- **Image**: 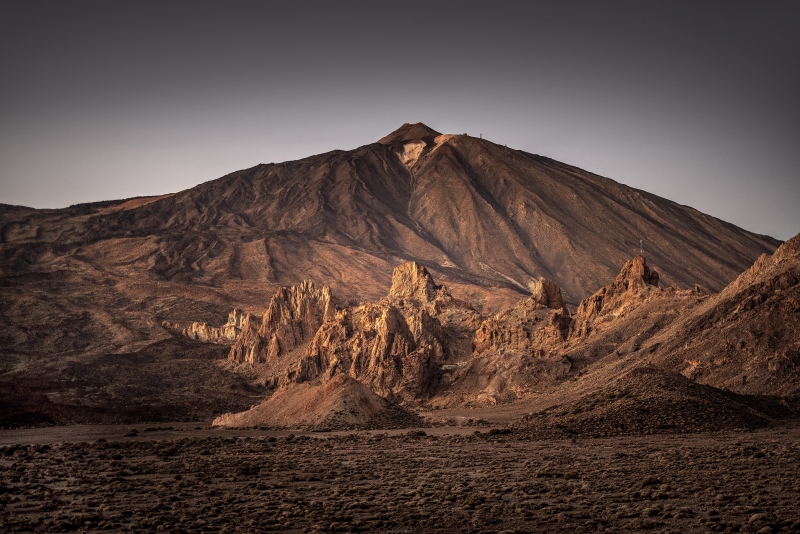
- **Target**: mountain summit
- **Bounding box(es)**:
[378,122,442,145]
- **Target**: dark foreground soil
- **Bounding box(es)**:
[2,424,800,533]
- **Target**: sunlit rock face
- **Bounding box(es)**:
[182,308,247,344]
[229,281,334,365]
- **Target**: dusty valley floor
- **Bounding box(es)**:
[2,423,800,533]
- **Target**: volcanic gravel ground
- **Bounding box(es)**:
[2,425,800,533]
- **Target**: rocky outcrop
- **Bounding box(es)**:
[443,279,573,407]
[571,256,662,337]
[649,233,800,396]
[473,279,571,357]
[725,233,800,295]
[182,308,248,345]
[212,374,422,430]
[529,277,567,312]
[229,281,335,365]
[288,262,448,403]
[387,261,446,303]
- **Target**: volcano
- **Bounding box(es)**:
[0,122,782,425]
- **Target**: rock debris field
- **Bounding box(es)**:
[2,424,800,533]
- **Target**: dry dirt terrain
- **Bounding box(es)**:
[2,423,800,533]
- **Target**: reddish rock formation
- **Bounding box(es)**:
[387,261,447,303]
[529,277,567,312]
[229,281,335,365]
[212,374,421,430]
[182,308,248,344]
[473,279,570,357]
[648,233,800,396]
[290,262,447,403]
[571,256,663,337]
[430,279,573,407]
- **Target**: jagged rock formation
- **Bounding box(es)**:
[441,281,572,407]
[212,374,422,430]
[570,256,667,337]
[181,308,248,344]
[473,280,570,357]
[229,281,334,365]
[290,262,448,403]
[575,256,660,318]
[387,260,446,303]
[529,277,567,312]
[438,258,695,407]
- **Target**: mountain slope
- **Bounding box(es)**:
[3,123,778,307]
[646,233,800,395]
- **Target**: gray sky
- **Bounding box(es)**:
[1,1,798,240]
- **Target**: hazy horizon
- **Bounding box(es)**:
[1,1,798,240]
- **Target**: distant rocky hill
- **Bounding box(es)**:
[649,233,800,395]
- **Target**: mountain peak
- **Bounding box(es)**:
[378,122,442,145]
[388,261,441,302]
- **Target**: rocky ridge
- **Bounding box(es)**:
[209,239,799,429]
[180,308,248,344]
[228,281,334,366]
[647,233,800,396]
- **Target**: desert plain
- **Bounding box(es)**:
[3,421,800,533]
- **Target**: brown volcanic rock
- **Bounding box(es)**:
[647,233,800,396]
[443,261,691,407]
[518,365,790,437]
[529,277,567,311]
[473,280,571,358]
[432,280,571,407]
[387,261,444,303]
[570,256,665,337]
[290,262,448,403]
[212,374,421,430]
[229,280,334,365]
[181,308,247,344]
